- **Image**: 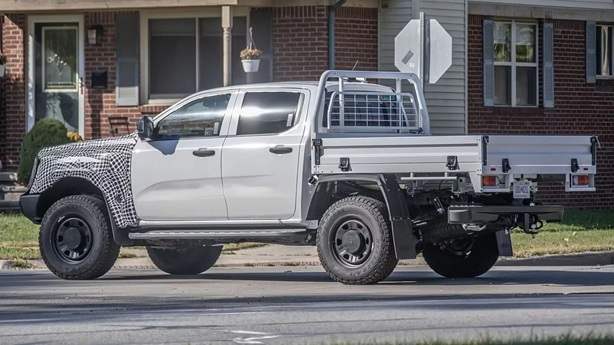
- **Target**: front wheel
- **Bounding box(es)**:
[423,233,499,278]
[147,245,222,275]
[317,196,398,285]
[39,195,120,280]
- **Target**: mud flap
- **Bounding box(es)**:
[380,174,417,260]
[495,230,513,257]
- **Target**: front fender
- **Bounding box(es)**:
[29,134,139,228]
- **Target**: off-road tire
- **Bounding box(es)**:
[423,233,499,278]
[317,196,398,285]
[39,195,120,280]
[146,245,223,275]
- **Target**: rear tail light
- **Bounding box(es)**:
[482,175,497,187]
[572,175,590,186]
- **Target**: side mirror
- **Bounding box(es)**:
[137,116,155,139]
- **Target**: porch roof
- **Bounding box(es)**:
[0,0,376,12]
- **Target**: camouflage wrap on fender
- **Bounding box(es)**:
[30,133,139,228]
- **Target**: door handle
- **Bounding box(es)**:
[192,148,216,157]
[269,145,293,154]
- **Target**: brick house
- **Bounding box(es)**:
[0,0,377,169]
[1,0,614,208]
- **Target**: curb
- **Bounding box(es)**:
[498,251,614,266]
[3,251,614,271]
[0,259,43,270]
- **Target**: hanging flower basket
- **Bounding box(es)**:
[241,59,261,73]
[240,48,262,73]
[240,28,263,74]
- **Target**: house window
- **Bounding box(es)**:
[493,21,538,107]
[149,19,196,99]
[597,25,613,77]
[144,13,247,102]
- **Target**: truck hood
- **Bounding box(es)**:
[37,134,138,162]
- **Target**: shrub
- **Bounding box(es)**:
[17,118,70,185]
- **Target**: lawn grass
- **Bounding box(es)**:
[1,210,613,261]
[332,334,614,345]
[510,209,614,258]
[511,229,614,257]
[539,209,614,232]
[0,213,39,260]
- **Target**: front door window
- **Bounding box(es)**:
[34,23,80,132]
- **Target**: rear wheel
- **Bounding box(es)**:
[147,245,222,275]
[39,195,120,280]
[423,233,499,278]
[317,196,398,285]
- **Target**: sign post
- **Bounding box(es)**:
[394,13,452,84]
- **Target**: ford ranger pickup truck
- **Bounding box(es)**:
[20,70,597,284]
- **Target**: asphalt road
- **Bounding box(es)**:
[1,265,614,345]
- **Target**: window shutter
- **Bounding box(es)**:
[543,22,554,108]
[586,21,596,84]
[483,19,495,106]
[116,13,140,106]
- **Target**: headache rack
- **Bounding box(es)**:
[325,91,419,133]
[314,70,431,136]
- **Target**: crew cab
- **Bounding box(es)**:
[20,70,597,284]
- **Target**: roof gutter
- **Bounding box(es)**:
[327,0,347,69]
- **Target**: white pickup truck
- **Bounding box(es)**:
[20,70,597,284]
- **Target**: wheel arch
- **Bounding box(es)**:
[306,174,417,259]
[36,177,127,246]
[38,177,105,218]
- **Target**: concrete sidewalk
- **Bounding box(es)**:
[3,244,614,270]
[113,245,614,269]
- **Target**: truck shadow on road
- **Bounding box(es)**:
[99,267,614,287]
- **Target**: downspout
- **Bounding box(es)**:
[328,0,347,69]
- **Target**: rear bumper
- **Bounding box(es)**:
[19,194,41,224]
[448,204,563,224]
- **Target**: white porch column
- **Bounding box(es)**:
[222,5,233,86]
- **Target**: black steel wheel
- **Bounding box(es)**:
[317,196,398,285]
[40,195,120,280]
[146,245,222,275]
[423,233,499,278]
[332,219,373,267]
[53,217,93,263]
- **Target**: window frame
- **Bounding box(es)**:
[152,90,237,140]
[139,8,250,105]
[493,20,539,108]
[596,24,614,79]
[228,89,308,137]
[41,26,79,93]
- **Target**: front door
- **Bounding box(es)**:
[222,90,307,220]
[131,92,234,221]
[28,16,85,135]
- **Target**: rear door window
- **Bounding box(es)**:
[236,92,301,135]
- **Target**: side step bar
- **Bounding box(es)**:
[128,228,308,241]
